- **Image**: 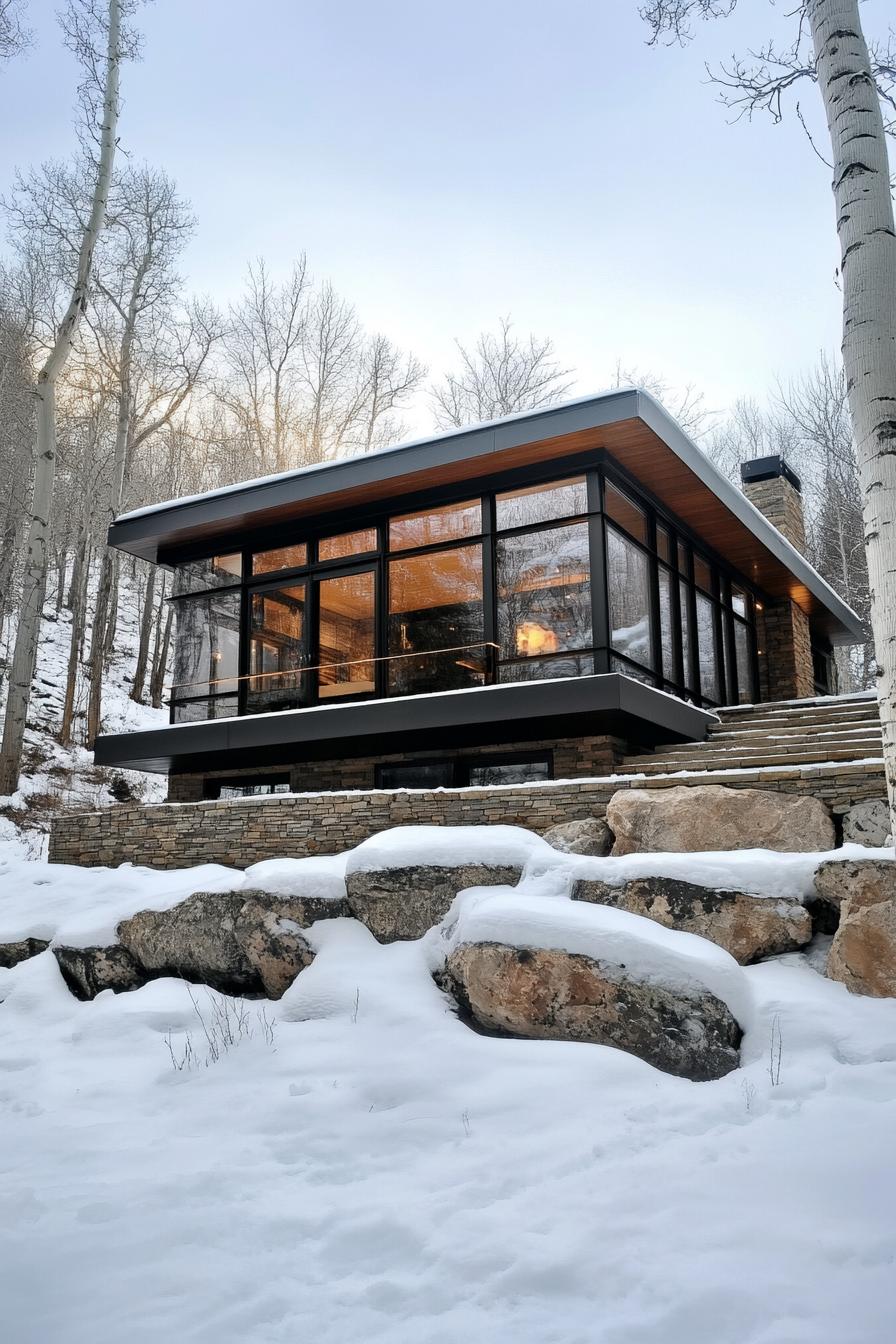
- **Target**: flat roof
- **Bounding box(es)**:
[108,388,864,642]
[94,674,717,774]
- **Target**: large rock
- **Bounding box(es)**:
[813,857,896,929]
[607,785,835,856]
[0,937,50,969]
[542,817,613,857]
[842,798,892,849]
[441,941,742,1081]
[572,875,811,964]
[118,891,258,995]
[117,888,333,997]
[233,898,315,999]
[823,859,896,997]
[346,864,522,942]
[53,943,147,1001]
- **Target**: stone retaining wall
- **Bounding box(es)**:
[49,759,887,870]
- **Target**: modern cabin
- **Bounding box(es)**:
[94,389,864,801]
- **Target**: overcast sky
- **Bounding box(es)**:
[2,0,891,435]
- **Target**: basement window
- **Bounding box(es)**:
[375,754,553,790]
[204,775,291,799]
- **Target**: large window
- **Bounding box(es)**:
[388,545,485,694]
[171,591,240,723]
[168,461,760,720]
[317,571,375,699]
[248,583,306,714]
[607,525,653,671]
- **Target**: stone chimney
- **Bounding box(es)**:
[740,456,814,701]
[740,455,806,552]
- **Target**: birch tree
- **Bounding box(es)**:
[638,0,896,833]
[0,0,137,796]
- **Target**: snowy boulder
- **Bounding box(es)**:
[117,889,324,998]
[0,937,50,969]
[53,943,147,1001]
[344,826,553,942]
[347,865,522,942]
[541,817,613,857]
[571,875,812,964]
[233,898,315,999]
[841,799,892,849]
[434,893,749,1081]
[822,860,896,997]
[607,785,835,856]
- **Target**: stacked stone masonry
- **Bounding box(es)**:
[167,734,630,803]
[51,760,886,870]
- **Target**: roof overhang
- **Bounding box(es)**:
[108,389,865,643]
[94,674,716,775]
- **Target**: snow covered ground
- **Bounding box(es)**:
[2,829,895,1343]
[0,569,168,857]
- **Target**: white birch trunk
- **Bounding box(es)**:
[0,0,121,795]
[808,0,896,840]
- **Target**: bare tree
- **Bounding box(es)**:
[612,360,715,437]
[638,0,896,834]
[431,317,575,430]
[0,0,29,62]
[0,0,138,796]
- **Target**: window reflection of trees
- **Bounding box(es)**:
[607,526,653,670]
[496,523,592,667]
[388,545,485,694]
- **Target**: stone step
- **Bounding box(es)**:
[716,693,876,716]
[708,710,880,734]
[618,746,884,775]
[624,741,880,769]
[716,701,878,724]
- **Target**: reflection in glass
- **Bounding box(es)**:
[604,482,648,544]
[378,762,454,790]
[248,583,306,713]
[680,579,693,690]
[658,565,675,680]
[696,591,720,701]
[607,525,653,669]
[468,759,551,785]
[173,553,242,596]
[388,545,484,694]
[610,656,656,687]
[317,571,376,698]
[734,619,754,703]
[495,477,586,531]
[173,695,238,724]
[656,524,671,564]
[172,592,241,697]
[389,500,481,552]
[497,522,591,664]
[731,584,749,619]
[251,544,307,576]
[319,529,377,562]
[499,653,593,683]
[693,554,713,594]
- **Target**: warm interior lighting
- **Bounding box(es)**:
[515,621,559,657]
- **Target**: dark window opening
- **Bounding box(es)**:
[204,774,291,799]
[375,753,553,790]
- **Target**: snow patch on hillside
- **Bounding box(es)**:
[0,567,169,856]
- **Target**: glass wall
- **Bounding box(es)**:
[168,460,760,720]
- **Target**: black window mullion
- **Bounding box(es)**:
[646,511,662,686]
[376,522,388,698]
[588,473,610,673]
[481,493,497,683]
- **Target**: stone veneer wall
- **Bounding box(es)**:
[758,601,815,702]
[167,734,630,802]
[51,760,886,870]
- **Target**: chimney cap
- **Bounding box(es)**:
[740,455,802,494]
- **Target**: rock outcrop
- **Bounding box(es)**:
[821,859,896,997]
[572,875,811,964]
[53,943,147,1001]
[233,898,315,999]
[841,798,892,849]
[441,941,742,1081]
[607,785,835,856]
[346,864,521,942]
[0,937,50,969]
[541,817,613,857]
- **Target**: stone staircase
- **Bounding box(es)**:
[618,692,883,779]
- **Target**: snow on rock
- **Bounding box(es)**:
[345,823,556,874]
[432,884,754,1030]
